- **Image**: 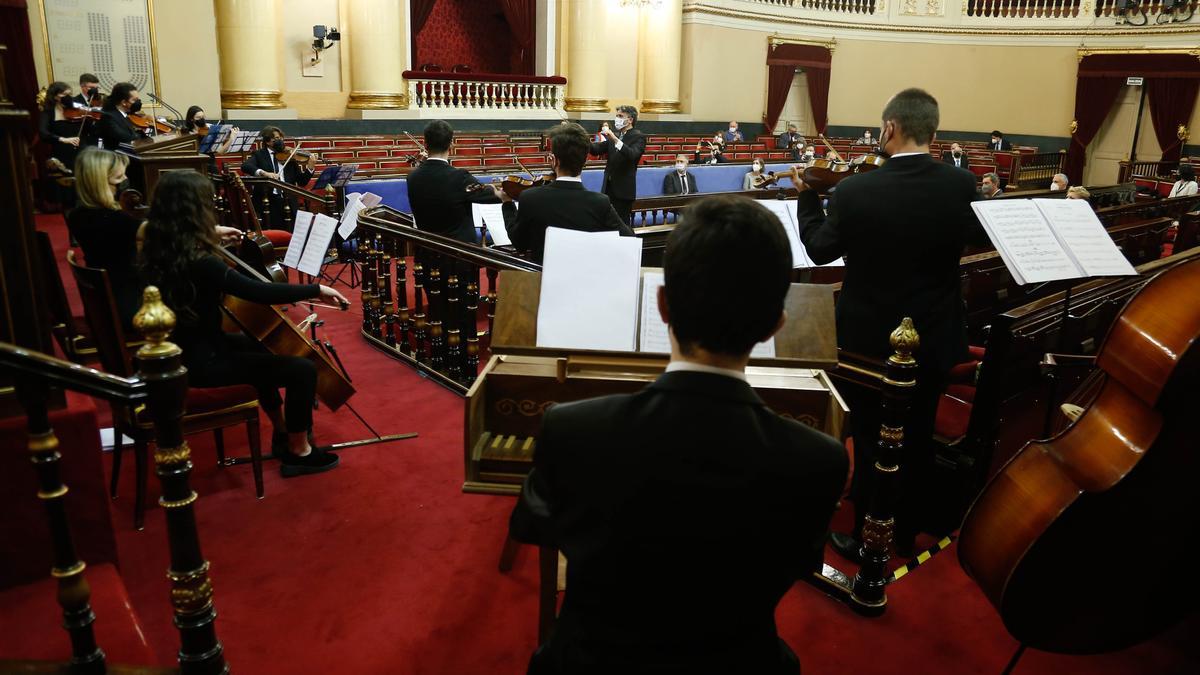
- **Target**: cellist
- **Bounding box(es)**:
[140,171,351,477]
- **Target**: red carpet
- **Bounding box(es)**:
[13,214,1199,674]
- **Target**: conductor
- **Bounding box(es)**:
[590,105,646,226]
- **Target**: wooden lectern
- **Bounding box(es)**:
[117,132,210,200]
[463,269,848,495]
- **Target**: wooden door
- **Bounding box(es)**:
[1087,85,1161,185]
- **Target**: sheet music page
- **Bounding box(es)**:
[1033,199,1137,278]
[298,214,338,276]
[638,270,776,357]
[750,338,777,358]
[337,191,382,239]
[758,200,814,268]
[537,228,643,351]
[283,211,315,269]
[472,203,513,246]
[971,200,1080,284]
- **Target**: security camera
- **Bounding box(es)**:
[312,25,341,52]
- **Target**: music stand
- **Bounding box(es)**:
[226,129,261,153]
[197,124,231,154]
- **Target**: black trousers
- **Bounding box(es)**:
[188,333,317,433]
[609,197,633,226]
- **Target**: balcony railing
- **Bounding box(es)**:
[403,72,567,118]
[965,0,1081,17]
[1096,0,1197,22]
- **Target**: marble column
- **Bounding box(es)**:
[565,0,608,112]
[638,0,682,114]
[347,0,408,109]
[214,0,284,110]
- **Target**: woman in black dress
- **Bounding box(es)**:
[38,81,83,208]
[140,171,351,477]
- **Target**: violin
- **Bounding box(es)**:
[466,173,555,201]
[402,131,429,166]
[128,112,176,134]
[959,257,1200,654]
[275,145,318,171]
[752,171,778,189]
[63,107,102,122]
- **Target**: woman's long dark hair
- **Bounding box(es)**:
[139,171,220,324]
[184,105,204,131]
[44,81,70,112]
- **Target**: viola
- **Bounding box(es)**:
[751,171,777,189]
[466,173,555,201]
[128,112,176,134]
[63,107,102,123]
[959,257,1200,654]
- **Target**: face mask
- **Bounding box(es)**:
[59,95,73,107]
[128,99,142,113]
[193,117,206,126]
[675,162,685,171]
[613,116,626,130]
[271,138,286,152]
[729,127,737,133]
[753,164,763,172]
[1049,183,1061,191]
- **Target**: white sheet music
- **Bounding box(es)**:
[472,203,513,246]
[758,200,813,268]
[298,213,338,276]
[638,270,775,357]
[537,228,643,351]
[283,211,315,269]
[338,191,382,239]
[1032,199,1136,278]
[972,200,1078,284]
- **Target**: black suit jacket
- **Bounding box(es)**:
[240,147,314,188]
[405,158,499,244]
[509,370,847,674]
[796,154,988,374]
[96,110,139,149]
[941,151,968,170]
[661,171,698,195]
[589,128,645,201]
[991,139,1012,151]
[501,180,632,263]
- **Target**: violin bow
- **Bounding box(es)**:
[403,131,428,157]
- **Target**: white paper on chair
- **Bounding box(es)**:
[298,213,338,276]
[338,191,381,239]
[637,270,775,357]
[283,211,315,269]
[472,202,513,246]
[537,228,643,351]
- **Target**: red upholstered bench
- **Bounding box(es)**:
[0,563,159,666]
[263,230,291,249]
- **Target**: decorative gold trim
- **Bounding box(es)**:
[640,98,681,114]
[220,89,286,110]
[1069,119,1079,135]
[37,0,162,97]
[155,443,192,466]
[160,491,198,509]
[36,1,52,82]
[168,562,213,613]
[38,486,69,500]
[878,424,905,444]
[51,561,86,578]
[28,431,58,453]
[134,286,180,357]
[768,35,836,53]
[1179,125,1190,143]
[888,317,920,363]
[1077,47,1200,61]
[686,2,1200,38]
[347,92,409,109]
[564,96,610,112]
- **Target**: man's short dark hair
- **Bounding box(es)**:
[259,125,283,142]
[545,122,590,175]
[79,73,99,86]
[424,119,454,153]
[881,88,939,146]
[104,82,137,110]
[616,104,638,125]
[991,130,1003,137]
[664,196,791,356]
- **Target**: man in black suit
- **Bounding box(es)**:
[795,87,988,558]
[241,125,317,231]
[96,82,143,150]
[989,130,1012,151]
[661,154,698,195]
[777,122,806,161]
[941,142,967,170]
[509,194,848,675]
[590,104,645,226]
[496,123,632,263]
[981,172,1003,198]
[406,119,502,244]
[73,73,101,108]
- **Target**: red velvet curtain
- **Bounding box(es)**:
[0,0,40,130]
[410,0,439,64]
[1147,77,1200,163]
[1064,77,1124,185]
[499,0,535,73]
[764,44,831,134]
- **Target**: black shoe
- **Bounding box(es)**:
[279,450,339,478]
[830,531,864,564]
[272,431,318,459]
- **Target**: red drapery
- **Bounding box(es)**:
[410,0,439,64]
[764,44,831,135]
[1147,77,1200,163]
[498,0,535,74]
[1067,53,1200,181]
[0,0,40,129]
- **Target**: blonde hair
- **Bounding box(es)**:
[74,148,127,210]
[1066,186,1090,200]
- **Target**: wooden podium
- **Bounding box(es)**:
[117,132,210,200]
[463,270,848,495]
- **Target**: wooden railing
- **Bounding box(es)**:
[0,289,226,674]
[1117,159,1190,183]
[1012,151,1067,190]
[404,72,566,117]
[966,0,1082,17]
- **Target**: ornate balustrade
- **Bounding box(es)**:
[403,72,567,120]
[965,0,1081,18]
[1096,0,1197,22]
[712,0,1198,25]
[1012,150,1067,189]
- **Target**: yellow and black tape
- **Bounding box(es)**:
[888,535,955,584]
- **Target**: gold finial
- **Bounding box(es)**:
[1069,120,1079,135]
[889,317,920,364]
[1178,124,1190,142]
[133,286,179,356]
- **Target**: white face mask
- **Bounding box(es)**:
[729,127,737,133]
[613,116,626,130]
[753,164,763,172]
[1049,183,1062,191]
[675,162,685,171]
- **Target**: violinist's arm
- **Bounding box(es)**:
[588,137,608,157]
[612,131,645,162]
[198,255,319,305]
[795,188,846,266]
[241,151,266,177]
[464,174,501,205]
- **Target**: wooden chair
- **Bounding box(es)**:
[67,251,265,530]
[36,230,96,363]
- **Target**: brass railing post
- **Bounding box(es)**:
[133,287,228,674]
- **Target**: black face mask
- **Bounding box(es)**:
[193,118,206,126]
[128,99,142,113]
[271,139,286,152]
[59,95,73,108]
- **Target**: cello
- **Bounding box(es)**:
[958,257,1200,654]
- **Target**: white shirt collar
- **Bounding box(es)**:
[426,156,449,163]
[665,360,747,382]
[889,151,927,159]
[555,175,582,183]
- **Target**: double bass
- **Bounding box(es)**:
[959,257,1200,653]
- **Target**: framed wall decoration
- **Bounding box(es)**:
[38,0,160,96]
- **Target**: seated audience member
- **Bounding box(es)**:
[723,120,744,143]
[406,119,503,244]
[942,142,967,169]
[498,122,633,263]
[1051,173,1069,192]
[989,130,1012,151]
[981,172,1003,198]
[777,122,806,161]
[39,81,82,208]
[744,158,769,190]
[693,135,728,165]
[662,154,699,196]
[509,194,848,675]
[1169,165,1198,197]
[241,125,317,230]
[855,129,875,145]
[1066,186,1090,201]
